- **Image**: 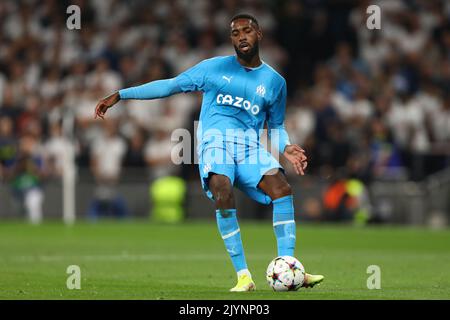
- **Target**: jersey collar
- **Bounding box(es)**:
[233,55,265,71]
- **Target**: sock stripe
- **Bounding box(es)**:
[273,220,295,227]
[221,228,240,240]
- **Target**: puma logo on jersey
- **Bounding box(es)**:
[216,93,260,115]
[222,75,233,83]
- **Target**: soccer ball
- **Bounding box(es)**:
[266,256,305,291]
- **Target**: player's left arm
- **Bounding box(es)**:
[267,80,307,176]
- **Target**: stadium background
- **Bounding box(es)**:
[0,0,449,226]
[1,0,450,301]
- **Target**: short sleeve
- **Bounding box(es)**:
[174,59,210,93]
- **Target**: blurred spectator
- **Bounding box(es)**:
[145,128,179,181]
[43,122,78,178]
[16,94,43,137]
[323,177,370,224]
[0,86,22,122]
[368,117,405,179]
[8,134,47,224]
[302,197,322,221]
[123,128,146,167]
[88,120,128,219]
[285,93,315,147]
[0,116,17,178]
[90,121,126,181]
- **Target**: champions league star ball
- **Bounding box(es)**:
[266,256,305,291]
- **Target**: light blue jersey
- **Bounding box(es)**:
[120,55,297,274]
[174,55,290,153]
[119,55,291,204]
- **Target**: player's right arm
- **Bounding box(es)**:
[94,78,182,119]
[94,59,211,119]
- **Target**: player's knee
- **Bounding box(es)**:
[214,188,235,208]
[209,174,235,208]
[270,182,292,200]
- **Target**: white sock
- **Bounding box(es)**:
[237,269,252,279]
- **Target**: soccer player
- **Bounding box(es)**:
[94,14,324,292]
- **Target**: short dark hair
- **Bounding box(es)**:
[230,13,259,27]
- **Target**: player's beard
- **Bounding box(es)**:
[234,41,259,63]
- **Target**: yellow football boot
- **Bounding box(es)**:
[230,274,256,292]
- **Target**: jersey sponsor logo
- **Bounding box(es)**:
[256,84,266,97]
[216,94,260,115]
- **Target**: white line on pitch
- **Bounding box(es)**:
[1,253,272,262]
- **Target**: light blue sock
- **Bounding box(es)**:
[273,195,296,257]
[216,209,248,272]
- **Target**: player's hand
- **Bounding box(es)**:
[283,144,308,176]
[94,92,120,120]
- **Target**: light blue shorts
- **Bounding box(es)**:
[198,140,283,205]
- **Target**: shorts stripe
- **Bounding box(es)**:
[222,228,240,240]
[273,220,295,227]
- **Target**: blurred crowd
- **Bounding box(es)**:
[284,0,450,184]
[0,0,449,219]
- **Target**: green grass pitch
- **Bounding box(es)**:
[0,220,449,299]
